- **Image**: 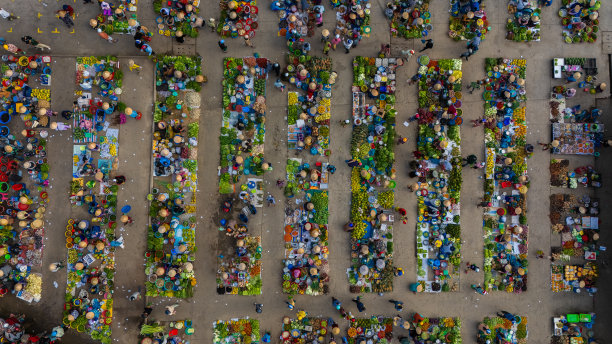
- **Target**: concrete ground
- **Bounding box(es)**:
[1,0,611,343]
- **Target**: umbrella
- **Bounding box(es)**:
[359,265,369,275]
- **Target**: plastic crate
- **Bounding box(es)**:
[567,314,580,323]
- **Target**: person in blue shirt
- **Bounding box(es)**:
[497,311,516,324]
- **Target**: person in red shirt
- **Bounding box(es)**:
[62,4,74,17]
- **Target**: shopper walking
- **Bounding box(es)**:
[323,41,331,55]
[272,62,281,76]
[164,304,179,315]
[466,80,482,94]
[286,296,295,310]
[48,261,64,272]
[389,300,403,311]
[243,35,254,48]
[128,59,142,73]
[61,4,74,17]
[218,39,228,53]
[331,34,341,50]
[175,30,185,44]
[332,297,341,310]
[419,39,433,52]
[1,38,25,55]
[274,79,286,92]
[343,38,353,54]
[97,29,118,43]
[460,47,474,61]
[266,194,276,207]
[21,36,51,51]
[128,288,142,301]
[254,303,263,313]
[352,296,366,312]
[0,8,19,20]
[462,154,477,167]
[538,140,558,151]
[207,18,216,32]
[471,117,485,127]
[321,29,330,42]
[141,304,153,321]
[140,43,155,56]
[57,10,74,27]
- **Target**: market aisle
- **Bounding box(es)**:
[39,56,76,338]
[110,56,155,344]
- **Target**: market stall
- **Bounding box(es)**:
[448,0,489,41]
[73,56,142,146]
[388,0,432,39]
[145,56,204,299]
[282,159,329,295]
[552,123,603,155]
[477,314,528,344]
[218,0,259,38]
[481,58,529,294]
[154,0,201,37]
[286,56,334,156]
[346,317,393,344]
[550,160,601,188]
[0,313,64,342]
[280,316,330,343]
[0,130,50,304]
[550,92,601,124]
[549,59,604,155]
[63,56,137,342]
[0,57,52,292]
[219,57,270,194]
[213,318,260,344]
[63,219,115,343]
[347,57,399,294]
[551,262,598,293]
[216,235,262,295]
[1,55,52,128]
[333,0,371,47]
[551,313,595,344]
[216,57,269,296]
[140,319,195,343]
[414,57,463,293]
[559,0,600,43]
[506,0,541,42]
[407,314,461,344]
[270,0,323,47]
[552,58,597,81]
[93,0,139,35]
[549,193,600,261]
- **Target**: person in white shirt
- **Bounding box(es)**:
[0,8,19,21]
